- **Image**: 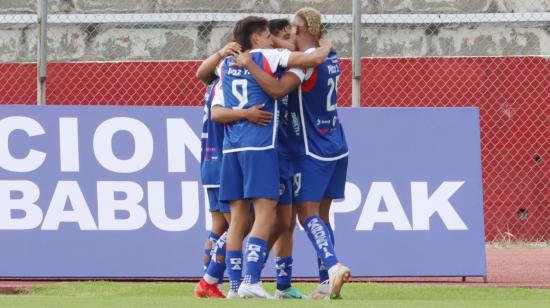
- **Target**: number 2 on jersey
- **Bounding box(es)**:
[326,76,339,112]
[232,79,248,109]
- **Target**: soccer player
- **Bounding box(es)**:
[194,43,236,299]
[266,18,307,299]
[212,16,333,299]
[199,77,229,293]
[269,18,295,52]
[194,43,272,299]
[231,8,351,299]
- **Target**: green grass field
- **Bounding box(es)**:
[1,282,549,308]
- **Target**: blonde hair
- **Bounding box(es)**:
[295,7,321,36]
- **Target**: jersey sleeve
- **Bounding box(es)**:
[286,48,317,82]
[215,59,224,78]
[261,49,292,72]
[211,80,224,107]
[288,68,306,82]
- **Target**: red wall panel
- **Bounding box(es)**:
[1,56,547,241]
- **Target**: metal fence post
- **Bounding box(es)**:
[37,0,48,105]
[351,0,361,107]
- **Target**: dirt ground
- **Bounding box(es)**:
[358,248,550,288]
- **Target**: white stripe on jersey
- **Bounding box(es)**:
[307,151,349,162]
[271,96,278,148]
[211,80,224,107]
[222,145,275,154]
[202,184,221,188]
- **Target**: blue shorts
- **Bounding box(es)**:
[278,156,294,206]
[219,149,279,201]
[294,155,348,203]
[206,187,230,213]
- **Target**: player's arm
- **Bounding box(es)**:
[286,38,333,69]
[233,52,301,99]
[243,56,300,99]
[195,42,241,84]
[211,104,273,126]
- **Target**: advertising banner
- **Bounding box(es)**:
[0,106,486,278]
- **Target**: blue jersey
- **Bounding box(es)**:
[200,79,225,186]
[275,67,293,159]
[288,49,349,161]
[216,49,291,153]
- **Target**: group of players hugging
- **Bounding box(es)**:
[195,7,350,300]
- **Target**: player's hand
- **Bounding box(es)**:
[319,37,333,50]
[219,42,241,58]
[244,104,273,126]
[231,51,252,69]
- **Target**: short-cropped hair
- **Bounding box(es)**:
[268,18,290,36]
[233,16,269,51]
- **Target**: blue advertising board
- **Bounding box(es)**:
[0,106,486,278]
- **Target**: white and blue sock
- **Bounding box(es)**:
[304,216,338,274]
[203,232,220,274]
[226,250,243,292]
[327,223,335,247]
[275,256,293,291]
[317,258,328,283]
[204,231,227,284]
[242,237,267,285]
[318,223,335,282]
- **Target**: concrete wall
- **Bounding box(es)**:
[2,0,550,14]
[361,22,550,57]
[364,0,550,14]
[1,0,549,62]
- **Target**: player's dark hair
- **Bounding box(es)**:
[233,16,269,51]
[268,18,290,36]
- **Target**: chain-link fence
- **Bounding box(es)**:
[0,0,548,241]
[0,6,37,104]
[359,1,549,242]
[2,1,353,105]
